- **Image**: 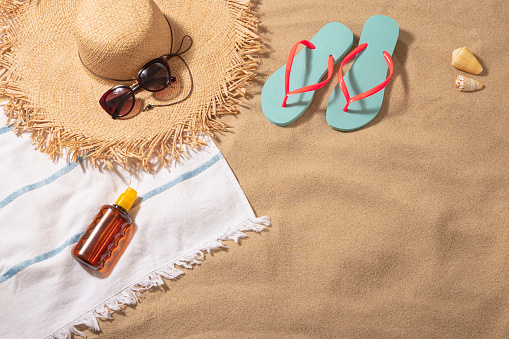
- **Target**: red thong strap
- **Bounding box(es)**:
[337,43,394,112]
[283,40,335,107]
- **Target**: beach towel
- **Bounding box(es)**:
[0,112,270,338]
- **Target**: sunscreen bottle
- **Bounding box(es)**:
[72,188,137,270]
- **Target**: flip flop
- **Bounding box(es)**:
[261,22,353,126]
[326,15,399,131]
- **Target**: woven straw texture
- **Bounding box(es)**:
[0,0,261,171]
[74,0,172,81]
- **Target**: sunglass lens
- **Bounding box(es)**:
[101,86,134,117]
[138,61,170,92]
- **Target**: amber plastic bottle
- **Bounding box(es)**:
[72,188,137,270]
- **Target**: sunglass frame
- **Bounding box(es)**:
[99,57,172,118]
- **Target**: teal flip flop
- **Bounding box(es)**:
[326,15,399,131]
[261,22,353,126]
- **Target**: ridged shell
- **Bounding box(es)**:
[452,47,483,74]
[455,75,484,91]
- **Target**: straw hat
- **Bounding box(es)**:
[0,0,261,170]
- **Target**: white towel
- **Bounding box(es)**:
[0,112,270,338]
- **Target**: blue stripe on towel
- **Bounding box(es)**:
[133,152,224,208]
[0,162,80,210]
[0,125,14,135]
[0,233,84,283]
[0,152,224,283]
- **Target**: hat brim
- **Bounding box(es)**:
[0,0,262,171]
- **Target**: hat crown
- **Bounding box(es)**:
[74,0,171,80]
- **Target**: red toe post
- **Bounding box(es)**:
[337,43,394,112]
[282,40,335,107]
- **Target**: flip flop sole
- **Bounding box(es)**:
[326,15,399,131]
[261,22,353,126]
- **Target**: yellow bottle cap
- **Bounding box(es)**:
[114,187,137,212]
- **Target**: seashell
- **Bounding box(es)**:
[455,75,484,91]
[451,47,483,74]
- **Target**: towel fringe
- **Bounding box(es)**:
[44,216,271,339]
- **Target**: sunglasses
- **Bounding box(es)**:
[79,15,194,118]
[99,57,177,118]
